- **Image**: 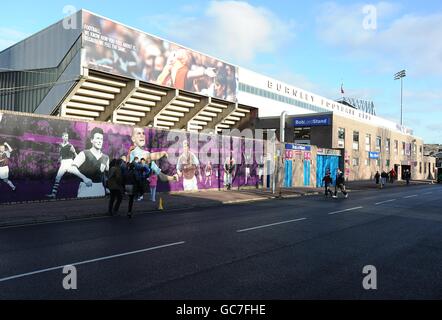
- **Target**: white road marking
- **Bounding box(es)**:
[0,241,185,283]
[375,199,397,205]
[328,206,363,215]
[403,195,418,199]
[237,217,307,233]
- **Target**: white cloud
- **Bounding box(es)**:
[142,1,295,64]
[0,27,27,52]
[316,2,442,76]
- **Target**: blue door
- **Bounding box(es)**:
[316,155,339,187]
[304,160,311,186]
[284,160,293,187]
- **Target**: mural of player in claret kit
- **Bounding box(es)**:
[46,132,77,198]
[176,140,202,191]
[127,127,177,182]
[204,161,213,187]
[70,127,109,198]
[224,155,236,190]
[0,142,16,191]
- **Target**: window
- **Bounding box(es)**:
[386,159,390,167]
[376,159,380,166]
[338,128,345,139]
[394,140,398,155]
[365,134,371,152]
[376,136,381,151]
[294,127,311,142]
[338,128,345,148]
[365,159,370,166]
[353,131,359,150]
[419,162,422,174]
[419,146,423,155]
[352,158,359,166]
[402,142,405,155]
[406,143,411,156]
[386,138,390,153]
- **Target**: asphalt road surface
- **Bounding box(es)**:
[0,184,441,299]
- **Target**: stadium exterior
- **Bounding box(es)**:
[0,9,433,182]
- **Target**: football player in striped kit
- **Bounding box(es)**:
[0,142,16,191]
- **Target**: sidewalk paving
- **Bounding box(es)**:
[0,179,435,228]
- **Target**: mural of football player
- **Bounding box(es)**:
[243,152,252,185]
[0,142,16,191]
[70,127,109,198]
[176,140,202,191]
[127,127,176,182]
[224,155,236,190]
[258,155,264,187]
[204,161,213,187]
[46,132,77,198]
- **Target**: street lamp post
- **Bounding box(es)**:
[394,69,406,126]
[279,111,287,197]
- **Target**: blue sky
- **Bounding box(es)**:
[1,0,441,143]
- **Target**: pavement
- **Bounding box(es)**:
[0,182,441,299]
[0,179,435,227]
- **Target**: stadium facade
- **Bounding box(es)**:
[0,9,433,181]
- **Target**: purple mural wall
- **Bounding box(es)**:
[0,112,265,204]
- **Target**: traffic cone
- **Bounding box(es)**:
[158,197,164,211]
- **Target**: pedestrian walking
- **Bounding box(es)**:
[322,169,334,197]
[333,168,348,198]
[149,172,158,202]
[107,159,124,216]
[381,170,388,188]
[404,169,411,185]
[374,171,380,186]
[125,163,138,218]
[389,168,396,183]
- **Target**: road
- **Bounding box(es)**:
[0,184,441,299]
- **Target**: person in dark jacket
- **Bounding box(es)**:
[107,159,124,215]
[381,170,388,188]
[404,169,411,185]
[125,163,138,218]
[135,158,150,201]
[322,169,334,197]
[374,171,380,185]
[333,168,348,198]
